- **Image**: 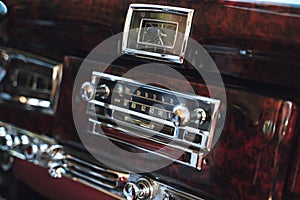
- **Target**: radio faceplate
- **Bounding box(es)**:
[82,72,220,169]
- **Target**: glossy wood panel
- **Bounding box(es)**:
[13,158,115,200]
[0,103,54,136]
[1,0,300,88]
[55,56,298,199]
[287,132,300,197]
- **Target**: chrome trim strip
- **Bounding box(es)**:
[50,63,63,112]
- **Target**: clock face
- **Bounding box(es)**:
[122,4,194,64]
[138,19,178,48]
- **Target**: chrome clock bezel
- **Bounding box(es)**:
[122,4,194,64]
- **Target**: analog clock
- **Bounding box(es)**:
[122,4,194,64]
[138,19,178,48]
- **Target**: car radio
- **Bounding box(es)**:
[80,72,220,170]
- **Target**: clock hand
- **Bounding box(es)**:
[160,33,167,37]
[158,36,164,45]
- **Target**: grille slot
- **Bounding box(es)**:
[65,154,123,190]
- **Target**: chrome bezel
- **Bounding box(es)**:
[86,72,220,170]
[122,4,194,64]
[0,46,63,114]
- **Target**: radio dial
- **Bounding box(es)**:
[171,105,190,126]
[80,82,96,101]
[191,108,207,125]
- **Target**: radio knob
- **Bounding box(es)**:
[123,182,140,200]
[96,84,110,99]
[80,82,96,101]
[171,105,190,126]
[191,108,207,125]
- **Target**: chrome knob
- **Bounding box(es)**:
[25,143,38,160]
[124,182,140,200]
[123,178,152,200]
[48,163,66,178]
[47,145,65,178]
[96,84,110,99]
[13,135,21,146]
[80,81,96,101]
[20,135,30,145]
[191,108,207,125]
[48,145,65,160]
[171,105,190,126]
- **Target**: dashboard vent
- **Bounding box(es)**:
[0,47,62,113]
[65,154,127,190]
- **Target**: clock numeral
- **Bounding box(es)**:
[149,107,155,115]
[141,105,146,112]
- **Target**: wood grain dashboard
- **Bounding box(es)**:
[0,0,299,199]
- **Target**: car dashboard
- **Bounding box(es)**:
[0,0,299,200]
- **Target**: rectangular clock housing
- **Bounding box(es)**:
[122,4,194,64]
